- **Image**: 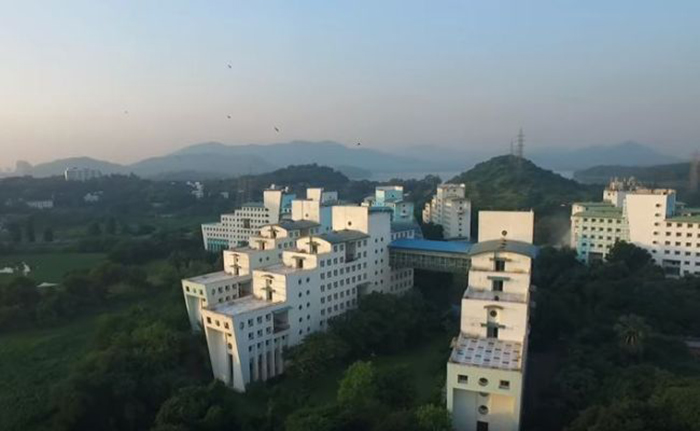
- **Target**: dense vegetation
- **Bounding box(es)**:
[527,242,700,431]
[450,155,599,212]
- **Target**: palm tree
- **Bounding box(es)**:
[614,314,651,356]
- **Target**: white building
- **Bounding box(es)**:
[423,184,472,240]
[571,179,700,276]
[188,181,205,199]
[201,187,339,252]
[363,185,415,223]
[447,210,536,431]
[26,199,54,210]
[64,167,102,182]
[184,204,415,391]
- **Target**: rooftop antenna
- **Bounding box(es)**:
[515,128,525,159]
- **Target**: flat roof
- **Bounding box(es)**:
[390,238,473,254]
[449,334,523,371]
[572,209,623,219]
[241,202,265,208]
[390,221,421,232]
[278,220,320,230]
[185,271,243,284]
[208,295,280,316]
[469,239,538,258]
[666,215,700,223]
[318,230,370,244]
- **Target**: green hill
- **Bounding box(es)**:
[449,156,600,245]
[450,155,599,212]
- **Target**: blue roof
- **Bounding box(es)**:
[389,238,473,254]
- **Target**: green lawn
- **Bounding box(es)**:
[0,252,106,283]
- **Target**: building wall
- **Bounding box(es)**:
[478,211,534,243]
[447,364,522,431]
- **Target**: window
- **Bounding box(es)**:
[478,405,489,415]
[478,377,488,387]
[492,280,504,292]
[499,380,510,389]
[458,374,468,384]
[477,421,489,431]
[487,326,499,338]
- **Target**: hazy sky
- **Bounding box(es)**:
[1,0,699,167]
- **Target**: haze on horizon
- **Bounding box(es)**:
[1,0,699,168]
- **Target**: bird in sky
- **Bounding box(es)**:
[227,115,231,119]
[124,110,129,114]
[227,64,232,69]
[357,142,361,146]
[274,126,280,133]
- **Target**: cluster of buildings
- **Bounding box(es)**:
[423,183,472,240]
[64,167,102,182]
[571,178,700,276]
[185,182,534,431]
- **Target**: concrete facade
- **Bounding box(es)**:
[571,179,700,276]
[184,204,416,392]
[423,183,472,240]
[201,187,334,251]
[447,211,535,431]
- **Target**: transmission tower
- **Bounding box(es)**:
[515,128,525,159]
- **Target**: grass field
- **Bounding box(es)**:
[0,252,106,283]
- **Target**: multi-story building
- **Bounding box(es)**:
[571,179,700,276]
[447,210,536,431]
[363,185,415,223]
[64,167,102,182]
[423,184,472,240]
[184,204,415,391]
[201,187,337,252]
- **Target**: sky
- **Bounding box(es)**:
[1,0,699,168]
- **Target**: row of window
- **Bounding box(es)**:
[456,374,511,390]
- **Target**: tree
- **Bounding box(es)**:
[87,222,102,236]
[8,223,22,243]
[615,314,651,356]
[414,404,451,431]
[25,216,36,242]
[285,405,341,431]
[337,361,377,411]
[43,227,54,243]
[286,332,349,380]
[607,242,653,273]
[105,217,117,235]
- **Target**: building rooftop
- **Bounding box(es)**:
[390,238,472,254]
[278,219,320,231]
[391,221,422,233]
[666,214,700,223]
[469,239,538,259]
[575,201,616,207]
[185,271,244,284]
[572,209,623,219]
[449,334,523,371]
[241,202,266,208]
[258,263,314,275]
[208,295,280,316]
[318,230,370,244]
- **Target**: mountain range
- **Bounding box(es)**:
[8,140,682,181]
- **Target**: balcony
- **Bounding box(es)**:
[463,287,527,304]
